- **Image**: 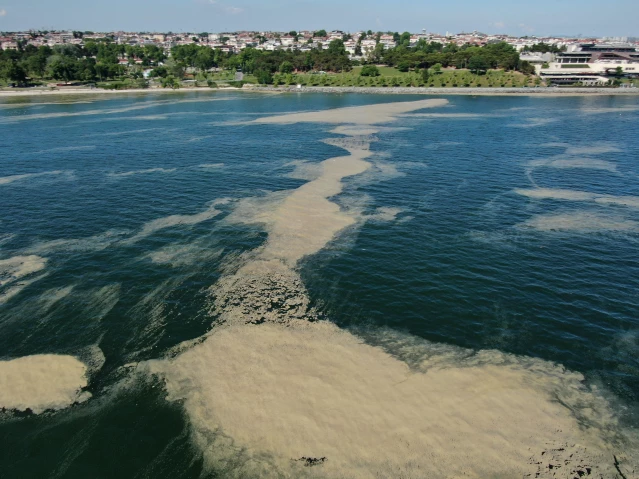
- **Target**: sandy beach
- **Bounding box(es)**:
[1,85,639,98]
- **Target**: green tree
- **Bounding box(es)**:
[94,63,111,81]
[370,43,385,63]
[83,42,99,58]
[23,53,48,78]
[528,42,562,54]
[53,44,83,59]
[314,29,327,38]
[397,61,410,72]
[399,32,411,47]
[143,45,166,64]
[46,55,78,83]
[149,65,168,78]
[194,48,216,72]
[255,69,273,84]
[164,58,185,79]
[360,65,380,77]
[327,39,346,55]
[279,61,294,74]
[518,60,535,75]
[468,56,489,74]
[0,61,27,85]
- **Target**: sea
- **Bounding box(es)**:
[0,91,638,478]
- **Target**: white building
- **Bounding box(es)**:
[539,43,639,84]
[280,35,295,47]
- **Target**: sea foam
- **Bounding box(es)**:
[0,354,92,413]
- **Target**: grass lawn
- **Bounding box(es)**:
[283,67,540,88]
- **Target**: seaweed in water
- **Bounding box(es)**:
[295,456,327,467]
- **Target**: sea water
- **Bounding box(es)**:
[0,91,638,477]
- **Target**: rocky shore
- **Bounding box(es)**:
[1,84,639,98]
[244,84,639,96]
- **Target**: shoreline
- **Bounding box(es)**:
[250,85,639,96]
[1,85,639,98]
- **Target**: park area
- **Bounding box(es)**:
[197,66,543,88]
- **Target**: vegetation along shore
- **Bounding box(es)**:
[2,35,638,94]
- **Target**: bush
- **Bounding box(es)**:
[99,82,127,90]
[134,79,149,89]
[255,70,273,85]
[360,65,380,77]
[397,61,410,73]
[160,75,180,89]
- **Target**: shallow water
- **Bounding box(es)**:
[1,91,638,478]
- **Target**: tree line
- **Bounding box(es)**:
[372,40,535,74]
[0,40,166,85]
[1,36,535,86]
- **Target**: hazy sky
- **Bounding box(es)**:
[0,0,636,37]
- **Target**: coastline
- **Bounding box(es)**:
[1,84,639,98]
[249,85,639,96]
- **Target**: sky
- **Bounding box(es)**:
[0,0,637,37]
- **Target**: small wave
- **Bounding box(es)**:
[509,117,557,128]
[0,170,73,186]
[146,242,223,268]
[25,230,130,255]
[0,255,48,304]
[518,211,639,233]
[515,188,639,209]
[108,168,176,178]
[581,106,639,115]
[198,163,225,169]
[0,255,47,287]
[124,199,230,244]
[33,145,96,155]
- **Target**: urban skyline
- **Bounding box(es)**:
[0,0,637,38]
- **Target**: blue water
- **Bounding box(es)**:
[1,91,638,478]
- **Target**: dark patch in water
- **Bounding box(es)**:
[295,456,327,467]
